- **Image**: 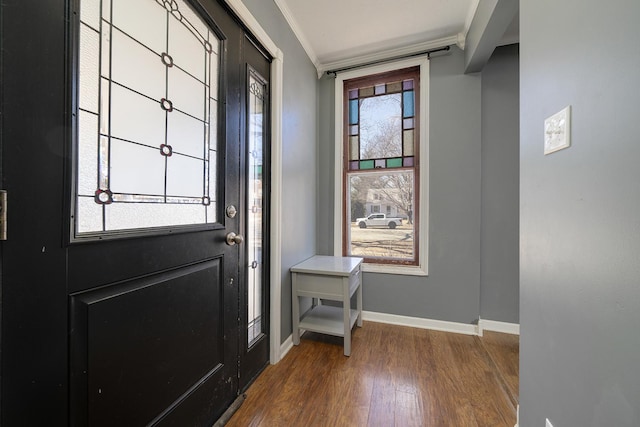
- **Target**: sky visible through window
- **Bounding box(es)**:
[359,94,402,159]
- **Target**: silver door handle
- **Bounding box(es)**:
[226,232,244,246]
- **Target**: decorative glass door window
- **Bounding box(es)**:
[246,69,267,347]
[343,67,420,265]
[75,0,221,236]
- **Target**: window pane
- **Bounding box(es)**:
[347,171,415,261]
[111,28,165,101]
[80,0,100,30]
[359,94,402,159]
[109,139,165,196]
[105,203,206,230]
[403,91,415,117]
[110,84,165,147]
[112,0,167,54]
[166,154,205,198]
[78,111,98,196]
[349,99,358,125]
[167,111,206,158]
[403,129,414,156]
[168,66,206,119]
[79,24,99,112]
[169,16,206,81]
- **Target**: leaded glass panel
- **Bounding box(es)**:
[346,72,416,172]
[247,69,268,347]
[76,0,221,236]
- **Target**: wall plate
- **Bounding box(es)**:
[544,105,571,155]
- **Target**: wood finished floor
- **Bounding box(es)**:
[227,321,519,427]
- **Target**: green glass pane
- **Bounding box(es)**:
[387,158,402,168]
[360,160,374,169]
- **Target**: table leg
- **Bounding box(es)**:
[356,273,363,327]
[292,272,300,345]
[343,276,351,356]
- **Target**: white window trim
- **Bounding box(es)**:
[333,56,429,276]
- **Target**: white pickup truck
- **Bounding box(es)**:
[355,213,403,229]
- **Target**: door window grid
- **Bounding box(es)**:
[76,0,220,234]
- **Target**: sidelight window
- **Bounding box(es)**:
[247,69,268,347]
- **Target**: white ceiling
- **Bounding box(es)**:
[274,0,480,71]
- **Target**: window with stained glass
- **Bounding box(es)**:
[75,0,221,236]
[343,66,420,266]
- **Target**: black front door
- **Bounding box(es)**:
[0,0,264,425]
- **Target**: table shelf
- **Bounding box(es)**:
[299,305,360,337]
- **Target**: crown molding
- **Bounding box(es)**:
[317,35,458,78]
[456,32,467,50]
[273,0,320,70]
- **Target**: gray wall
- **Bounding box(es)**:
[480,44,519,323]
[241,0,520,339]
[317,47,484,324]
[240,0,319,341]
[317,76,335,255]
[520,1,640,426]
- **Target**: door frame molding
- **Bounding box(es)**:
[223,0,284,364]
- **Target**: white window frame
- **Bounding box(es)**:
[333,56,429,276]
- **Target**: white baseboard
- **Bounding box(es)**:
[362,311,478,335]
[274,334,294,363]
[275,315,519,364]
[478,318,520,336]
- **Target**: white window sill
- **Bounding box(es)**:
[361,262,428,277]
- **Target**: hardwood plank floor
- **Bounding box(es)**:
[227,321,518,427]
[478,331,519,408]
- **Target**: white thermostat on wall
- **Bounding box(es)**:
[544,105,571,155]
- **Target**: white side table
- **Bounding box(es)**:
[291,255,363,356]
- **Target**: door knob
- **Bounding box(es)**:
[226,232,244,246]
